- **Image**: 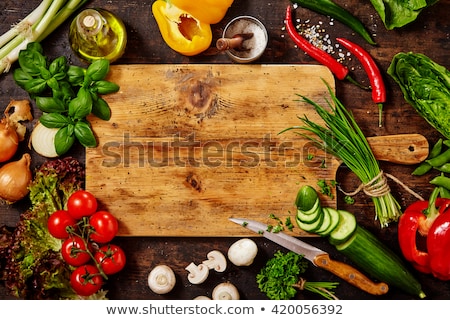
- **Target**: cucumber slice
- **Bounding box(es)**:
[299,197,320,215]
[329,209,357,245]
[314,207,331,235]
[296,211,324,233]
[296,202,321,223]
[317,207,340,236]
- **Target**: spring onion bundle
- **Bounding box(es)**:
[0,0,89,73]
[282,83,402,227]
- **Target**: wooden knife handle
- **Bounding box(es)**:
[313,253,389,296]
[366,133,429,165]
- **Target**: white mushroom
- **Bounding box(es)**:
[193,295,211,300]
[212,282,240,300]
[227,238,258,266]
[202,250,227,272]
[148,265,176,294]
[185,262,209,284]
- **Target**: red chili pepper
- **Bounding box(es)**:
[398,187,450,280]
[284,5,348,80]
[336,37,386,127]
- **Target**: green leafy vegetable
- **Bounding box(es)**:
[387,52,450,139]
[369,0,439,29]
[13,42,119,155]
[256,251,339,300]
[0,157,87,299]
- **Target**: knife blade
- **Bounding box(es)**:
[229,217,388,296]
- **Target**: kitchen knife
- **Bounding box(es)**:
[229,217,389,296]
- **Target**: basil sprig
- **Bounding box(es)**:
[13,42,119,155]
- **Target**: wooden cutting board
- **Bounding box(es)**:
[84,64,344,236]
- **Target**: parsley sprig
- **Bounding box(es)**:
[256,251,339,300]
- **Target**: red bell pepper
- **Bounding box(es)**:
[398,187,450,280]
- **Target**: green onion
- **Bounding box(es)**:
[0,0,89,73]
[282,82,402,227]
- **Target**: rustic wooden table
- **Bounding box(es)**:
[1,0,449,300]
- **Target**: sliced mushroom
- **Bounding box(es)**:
[227,238,258,266]
[185,262,209,284]
[212,282,240,300]
[202,250,227,272]
[148,265,176,294]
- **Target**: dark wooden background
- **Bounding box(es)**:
[0,0,449,299]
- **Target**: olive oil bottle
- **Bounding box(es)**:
[69,8,127,63]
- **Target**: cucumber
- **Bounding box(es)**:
[295,211,324,233]
[336,226,426,298]
[296,203,321,223]
[317,207,340,236]
[295,185,319,211]
[329,209,357,245]
[314,206,331,234]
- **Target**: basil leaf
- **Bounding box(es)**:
[53,81,76,103]
[13,68,33,89]
[49,56,68,79]
[67,65,86,86]
[39,113,71,128]
[18,43,47,76]
[35,97,67,113]
[86,59,110,81]
[92,80,120,94]
[68,87,92,119]
[74,120,97,147]
[55,126,76,155]
[24,78,47,95]
[92,97,111,120]
[46,77,60,92]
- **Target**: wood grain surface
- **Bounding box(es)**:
[85,64,338,236]
[1,0,449,300]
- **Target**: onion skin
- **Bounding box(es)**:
[0,153,32,203]
[0,119,19,163]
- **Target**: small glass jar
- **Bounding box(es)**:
[69,8,127,63]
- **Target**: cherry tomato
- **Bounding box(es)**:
[70,264,104,296]
[47,210,77,239]
[61,236,91,267]
[89,211,119,243]
[95,244,126,275]
[67,190,98,219]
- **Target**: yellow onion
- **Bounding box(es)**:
[0,116,19,163]
[0,153,32,203]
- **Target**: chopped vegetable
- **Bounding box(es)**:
[0,0,90,73]
[369,0,439,30]
[13,42,119,156]
[387,52,450,140]
[282,82,402,227]
[295,185,426,298]
[256,250,339,300]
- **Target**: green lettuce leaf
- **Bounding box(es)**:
[387,52,450,139]
[369,0,439,29]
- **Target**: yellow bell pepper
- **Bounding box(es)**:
[152,0,211,56]
[169,0,234,24]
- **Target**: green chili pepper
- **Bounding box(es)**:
[412,138,443,176]
[290,0,376,45]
